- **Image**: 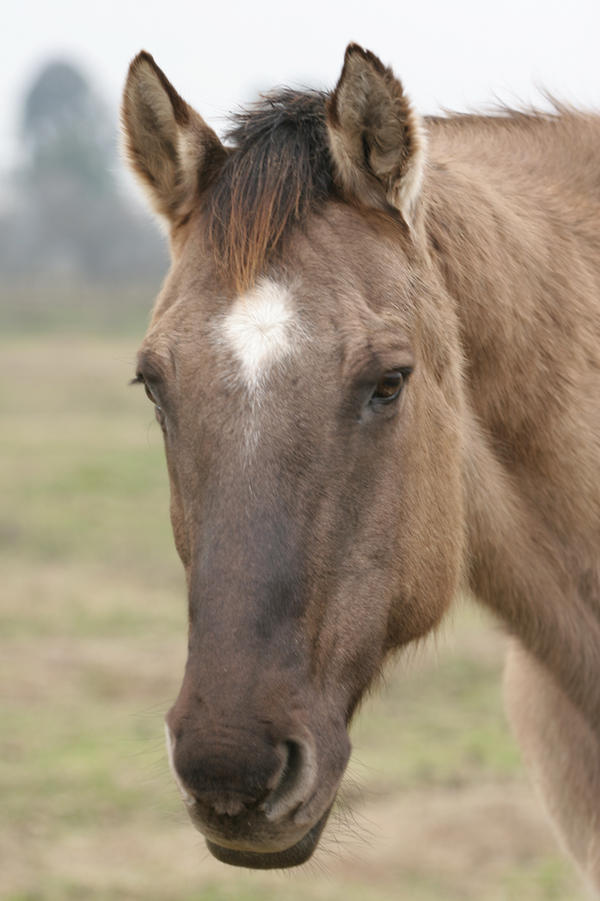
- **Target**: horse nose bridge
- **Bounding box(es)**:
[183,580,309,699]
[171,589,313,725]
[188,569,306,641]
[167,671,307,749]
[187,493,309,627]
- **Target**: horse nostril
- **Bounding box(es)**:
[262,737,317,822]
[164,722,196,808]
[165,718,318,822]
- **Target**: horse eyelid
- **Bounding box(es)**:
[130,373,163,410]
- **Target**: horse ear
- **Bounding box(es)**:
[327,44,426,226]
[122,52,226,225]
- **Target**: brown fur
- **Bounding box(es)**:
[505,642,600,891]
[122,46,600,889]
[122,52,226,225]
[327,43,426,221]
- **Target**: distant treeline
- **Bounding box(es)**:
[0,59,168,290]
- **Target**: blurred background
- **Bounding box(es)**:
[2,1,599,898]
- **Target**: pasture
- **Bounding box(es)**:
[0,317,586,900]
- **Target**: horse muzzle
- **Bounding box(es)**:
[164,710,349,868]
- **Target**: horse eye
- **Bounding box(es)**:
[140,380,165,428]
[370,371,408,405]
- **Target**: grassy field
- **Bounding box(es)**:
[0,329,586,900]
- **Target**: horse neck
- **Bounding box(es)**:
[424,115,599,453]
[421,117,600,734]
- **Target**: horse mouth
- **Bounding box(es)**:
[205,807,331,869]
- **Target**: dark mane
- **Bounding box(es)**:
[205,90,335,291]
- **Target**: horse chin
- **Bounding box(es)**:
[205,808,331,870]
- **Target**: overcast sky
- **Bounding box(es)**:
[4,0,600,174]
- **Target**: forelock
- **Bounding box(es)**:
[204,90,335,292]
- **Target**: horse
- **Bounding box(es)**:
[121,44,600,889]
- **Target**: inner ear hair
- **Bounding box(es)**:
[122,51,226,225]
[327,43,426,226]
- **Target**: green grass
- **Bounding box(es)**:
[0,330,586,900]
[351,649,522,789]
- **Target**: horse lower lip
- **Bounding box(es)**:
[205,808,331,869]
